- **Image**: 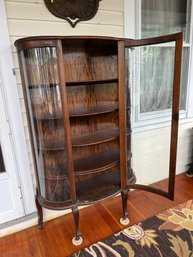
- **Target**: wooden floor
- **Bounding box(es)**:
[1,173,193,257]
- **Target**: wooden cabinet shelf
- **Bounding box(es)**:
[41,149,131,180]
[28,79,118,89]
[69,103,118,117]
[40,144,66,151]
[76,171,120,203]
[44,174,68,180]
[74,149,119,175]
[34,104,118,120]
[39,128,119,150]
[72,128,119,147]
[35,104,118,120]
[66,78,118,86]
[28,83,59,89]
[35,114,63,120]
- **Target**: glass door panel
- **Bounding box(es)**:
[125,33,183,200]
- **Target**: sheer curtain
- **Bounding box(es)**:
[141,0,187,38]
[140,0,188,113]
[140,46,175,113]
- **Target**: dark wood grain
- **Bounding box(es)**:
[168,33,183,199]
[118,40,127,191]
[0,237,5,257]
[4,234,18,257]
[74,149,120,174]
[66,78,118,86]
[56,39,77,204]
[43,0,101,28]
[15,231,35,257]
[62,39,118,82]
[40,127,118,150]
[72,128,119,147]
[69,103,118,117]
[76,170,121,203]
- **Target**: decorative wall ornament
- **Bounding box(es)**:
[43,0,101,27]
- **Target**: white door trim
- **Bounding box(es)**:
[0,0,36,215]
[0,77,24,223]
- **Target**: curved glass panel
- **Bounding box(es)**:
[0,144,5,173]
[20,47,71,203]
[125,49,136,185]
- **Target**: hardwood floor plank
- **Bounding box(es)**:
[5,234,19,257]
[15,231,34,257]
[95,201,123,232]
[0,237,5,257]
[35,225,58,257]
[78,205,114,243]
[49,204,117,256]
[1,173,193,257]
[25,227,42,257]
[51,217,76,257]
[47,226,69,257]
[101,194,145,227]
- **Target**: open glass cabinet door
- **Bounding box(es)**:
[125,33,183,200]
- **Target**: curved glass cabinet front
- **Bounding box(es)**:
[20,47,71,204]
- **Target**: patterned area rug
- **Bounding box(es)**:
[70,200,193,257]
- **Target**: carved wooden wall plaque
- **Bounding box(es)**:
[43,0,101,27]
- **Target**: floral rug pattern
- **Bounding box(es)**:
[70,200,193,257]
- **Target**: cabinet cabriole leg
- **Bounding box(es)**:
[35,189,43,229]
[71,206,83,246]
[120,189,130,225]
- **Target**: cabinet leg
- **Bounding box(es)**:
[35,190,43,229]
[120,189,130,226]
[186,164,193,177]
[71,206,83,246]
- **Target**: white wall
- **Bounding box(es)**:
[133,122,193,185]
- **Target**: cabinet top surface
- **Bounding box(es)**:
[14,35,125,48]
[14,32,182,50]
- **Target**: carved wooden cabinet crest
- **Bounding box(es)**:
[43,0,101,27]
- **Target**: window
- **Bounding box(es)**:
[125,0,193,129]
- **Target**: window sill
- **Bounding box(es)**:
[132,111,193,133]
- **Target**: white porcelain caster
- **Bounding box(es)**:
[72,236,83,246]
[120,217,130,225]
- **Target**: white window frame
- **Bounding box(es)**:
[124,0,193,132]
[0,1,36,215]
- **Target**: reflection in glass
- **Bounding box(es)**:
[140,46,175,113]
[180,48,189,110]
[138,46,188,113]
[141,0,190,113]
[0,144,5,173]
[125,49,136,184]
[141,0,189,42]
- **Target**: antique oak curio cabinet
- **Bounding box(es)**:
[15,33,182,245]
